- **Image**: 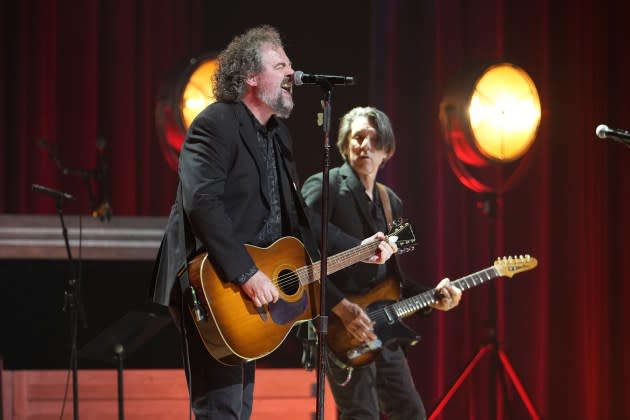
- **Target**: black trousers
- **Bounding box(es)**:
[327,346,426,420]
[175,292,256,420]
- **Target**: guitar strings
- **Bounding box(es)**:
[362,267,502,323]
[272,241,380,290]
[272,243,377,289]
[269,225,414,291]
[321,261,527,330]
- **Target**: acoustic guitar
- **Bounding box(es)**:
[187,221,416,365]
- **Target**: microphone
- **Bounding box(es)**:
[595,124,630,142]
[293,70,355,87]
[32,183,76,201]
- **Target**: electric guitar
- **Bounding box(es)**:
[187,221,416,365]
[327,255,538,368]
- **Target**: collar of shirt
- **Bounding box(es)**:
[241,101,279,137]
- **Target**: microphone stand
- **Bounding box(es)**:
[36,139,96,418]
[55,195,87,420]
[315,82,333,420]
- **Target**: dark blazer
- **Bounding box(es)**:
[150,102,357,306]
[301,162,425,309]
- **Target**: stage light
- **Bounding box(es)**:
[440,62,541,193]
[156,54,218,171]
[433,63,543,418]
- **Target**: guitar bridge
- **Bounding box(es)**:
[346,338,382,360]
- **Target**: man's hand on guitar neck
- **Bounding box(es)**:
[361,232,398,264]
[241,270,280,307]
[332,299,377,343]
[429,278,462,311]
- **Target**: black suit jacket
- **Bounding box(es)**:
[150,102,357,306]
[301,162,425,309]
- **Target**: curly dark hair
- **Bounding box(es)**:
[212,25,284,102]
[336,106,396,161]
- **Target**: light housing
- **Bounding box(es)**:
[156,54,218,171]
[440,62,541,192]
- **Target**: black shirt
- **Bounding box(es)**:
[236,104,283,284]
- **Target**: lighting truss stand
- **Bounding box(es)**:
[428,328,540,419]
[429,194,539,420]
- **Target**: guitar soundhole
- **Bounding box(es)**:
[277,268,299,296]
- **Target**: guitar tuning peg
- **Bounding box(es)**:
[397,245,415,255]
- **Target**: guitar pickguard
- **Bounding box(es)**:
[268,292,308,324]
[369,300,421,349]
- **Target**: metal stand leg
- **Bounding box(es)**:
[428,341,539,419]
[115,347,124,420]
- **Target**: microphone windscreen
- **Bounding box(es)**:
[595,124,609,139]
[293,70,305,86]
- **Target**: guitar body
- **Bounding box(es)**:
[188,236,320,365]
[328,277,421,368]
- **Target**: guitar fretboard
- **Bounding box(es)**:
[296,241,381,285]
[393,266,501,319]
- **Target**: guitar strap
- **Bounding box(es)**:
[175,183,207,321]
[173,182,198,418]
[376,182,393,230]
[376,181,408,289]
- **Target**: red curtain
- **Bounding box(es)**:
[2,1,630,419]
[372,0,630,419]
[0,0,203,216]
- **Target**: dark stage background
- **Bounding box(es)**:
[2,1,630,419]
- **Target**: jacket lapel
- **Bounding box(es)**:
[340,162,379,232]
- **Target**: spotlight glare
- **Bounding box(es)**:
[439,61,542,192]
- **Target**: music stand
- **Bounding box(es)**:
[79,306,171,420]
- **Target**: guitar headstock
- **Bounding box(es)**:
[388,219,417,254]
[493,255,538,278]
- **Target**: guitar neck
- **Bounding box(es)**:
[298,241,380,285]
[391,266,501,319]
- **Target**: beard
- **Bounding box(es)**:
[258,86,294,119]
